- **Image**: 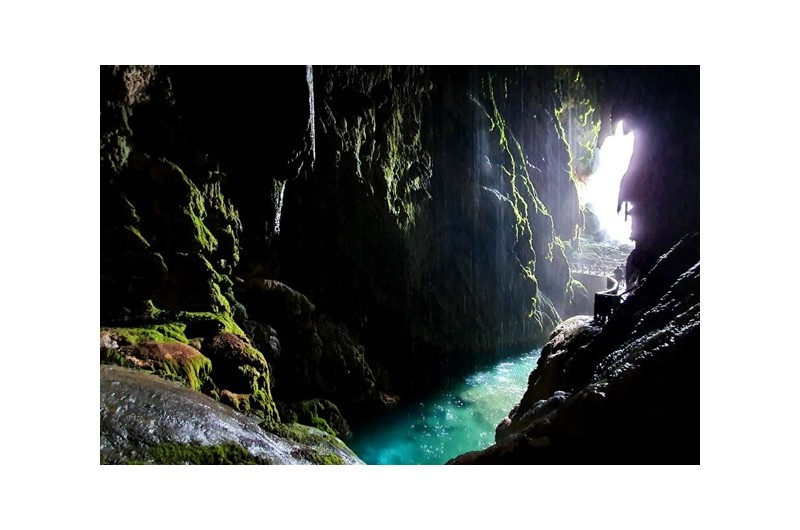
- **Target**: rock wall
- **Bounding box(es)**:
[274,66,585,393]
[100,66,376,438]
[448,67,700,463]
[100,65,641,457]
[597,66,700,281]
[449,233,699,464]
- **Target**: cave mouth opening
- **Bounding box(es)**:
[580,120,635,243]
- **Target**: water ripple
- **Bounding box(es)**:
[349,350,541,464]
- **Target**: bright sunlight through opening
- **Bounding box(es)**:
[584,121,635,242]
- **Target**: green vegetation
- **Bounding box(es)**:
[553,69,605,308]
[267,423,349,464]
[100,347,135,369]
[176,310,246,337]
[103,321,189,345]
[250,388,280,425]
[566,278,589,305]
[157,348,211,391]
[277,399,349,438]
[186,204,219,254]
[100,334,212,391]
[125,441,268,465]
[219,387,280,425]
[322,66,431,230]
[298,451,344,465]
[122,224,150,249]
[101,77,288,441]
[202,180,242,263]
[554,68,602,183]
[268,422,350,454]
[160,159,219,254]
[101,296,276,419]
[481,73,565,330]
[269,423,344,449]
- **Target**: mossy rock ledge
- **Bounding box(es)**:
[100,365,364,465]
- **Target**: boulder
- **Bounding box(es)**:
[277,399,351,439]
[100,365,363,465]
[237,278,379,413]
[451,233,700,463]
[106,340,211,392]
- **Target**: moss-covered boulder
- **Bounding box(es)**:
[204,332,268,380]
[203,332,279,422]
[102,340,211,391]
[100,312,280,424]
[101,366,363,465]
[237,278,379,414]
[126,441,270,465]
[264,423,361,466]
[277,399,350,438]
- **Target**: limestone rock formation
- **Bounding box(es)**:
[101,65,699,464]
[450,233,699,464]
[100,366,363,465]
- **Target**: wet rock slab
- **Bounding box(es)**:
[100,365,363,465]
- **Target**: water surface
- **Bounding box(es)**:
[349,350,540,464]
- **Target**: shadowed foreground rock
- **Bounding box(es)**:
[100,365,363,465]
[449,233,699,464]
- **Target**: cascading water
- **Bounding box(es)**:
[348,349,541,465]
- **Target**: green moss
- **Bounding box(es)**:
[101,335,212,391]
[150,353,210,391]
[209,282,231,314]
[268,423,346,450]
[566,278,589,304]
[250,388,280,426]
[119,194,141,225]
[126,441,268,465]
[240,364,279,424]
[103,322,189,345]
[309,415,334,435]
[482,73,563,330]
[216,361,279,425]
[183,254,234,314]
[323,66,430,231]
[302,452,344,465]
[122,224,150,249]
[220,390,250,412]
[281,408,334,436]
[243,345,268,371]
[554,68,601,182]
[158,159,219,254]
[138,299,165,320]
[185,204,218,253]
[102,299,246,347]
[100,347,134,369]
[202,181,242,240]
[175,311,245,337]
[279,399,349,438]
[171,352,211,391]
[218,274,234,291]
[105,311,277,421]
